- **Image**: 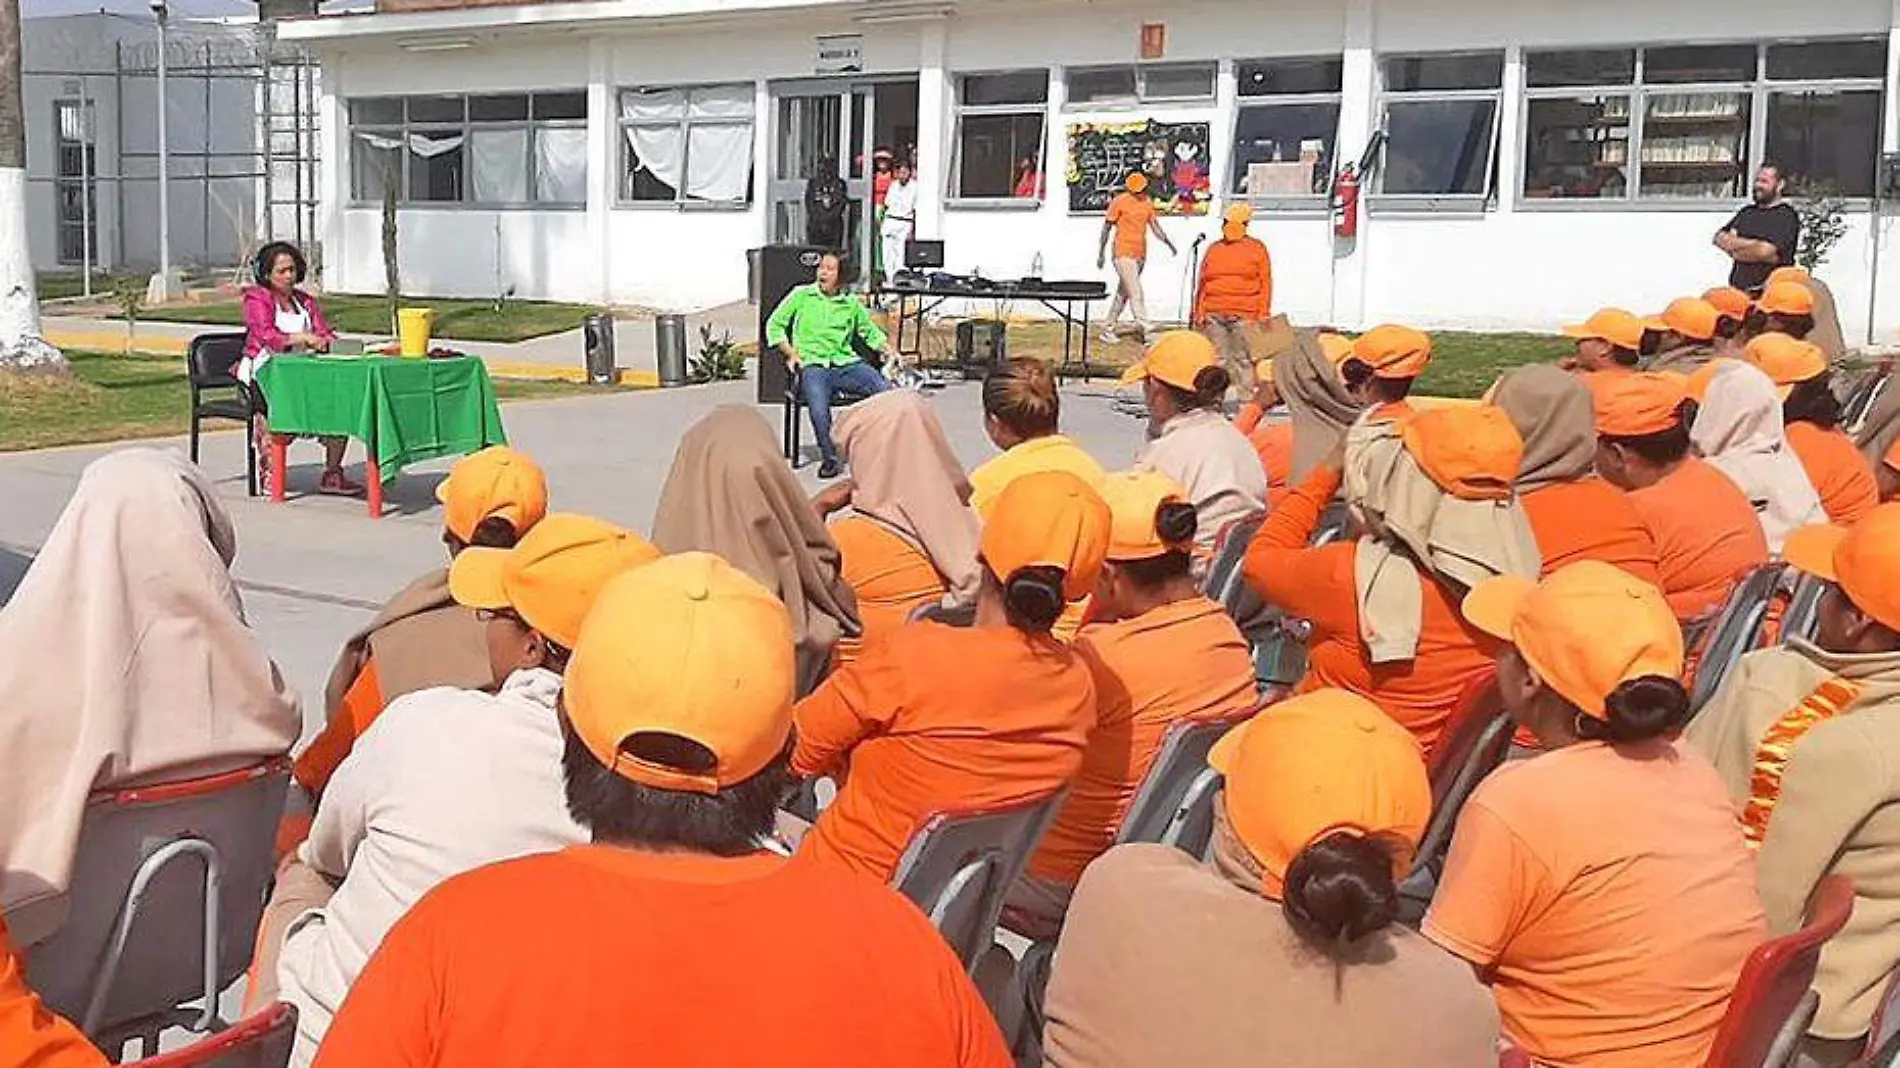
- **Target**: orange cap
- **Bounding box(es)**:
[1351,324,1433,379]
[1099,470,1190,562]
[979,469,1112,601]
[1563,308,1652,351]
[1592,371,1689,437]
[1757,281,1816,318]
[1399,405,1523,501]
[1702,287,1754,321]
[1125,172,1149,194]
[1222,202,1254,224]
[448,513,662,650]
[1121,330,1220,391]
[1209,689,1431,899]
[1784,505,1900,633]
[1463,560,1683,719]
[1658,297,1722,342]
[563,553,796,795]
[1744,333,1828,398]
[1317,332,1354,366]
[436,446,550,544]
[1767,266,1812,287]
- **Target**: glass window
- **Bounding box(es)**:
[535,126,590,204]
[407,133,465,201]
[618,83,756,205]
[1525,49,1635,88]
[1768,89,1880,197]
[1644,45,1757,84]
[468,127,529,203]
[1383,53,1504,92]
[468,95,528,122]
[351,131,401,200]
[1067,67,1138,106]
[406,95,464,123]
[533,92,588,121]
[345,90,588,206]
[1383,99,1499,195]
[1638,92,1750,198]
[1231,101,1338,197]
[954,69,1049,199]
[1522,95,1631,199]
[962,71,1047,106]
[1140,62,1216,100]
[1767,39,1886,81]
[349,97,403,125]
[1238,57,1343,97]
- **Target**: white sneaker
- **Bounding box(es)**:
[1098,328,1120,345]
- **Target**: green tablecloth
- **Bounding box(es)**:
[255,355,506,483]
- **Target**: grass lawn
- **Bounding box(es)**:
[0,351,632,453]
[131,295,603,344]
[36,271,143,302]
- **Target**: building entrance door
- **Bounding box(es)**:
[769,78,917,287]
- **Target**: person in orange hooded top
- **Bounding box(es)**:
[1008,471,1257,925]
[791,470,1108,881]
[1341,325,1431,424]
[1428,562,1764,1068]
[1242,405,1541,754]
[1744,333,1879,525]
[1489,364,1662,584]
[1591,372,1768,622]
[1193,203,1273,391]
[0,916,104,1068]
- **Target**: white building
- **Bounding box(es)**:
[280,0,1900,340]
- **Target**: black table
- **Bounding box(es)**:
[873,278,1112,378]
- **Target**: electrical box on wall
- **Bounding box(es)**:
[1882,153,1900,200]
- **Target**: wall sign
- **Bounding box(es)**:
[1139,23,1166,60]
[1066,119,1212,216]
[816,34,863,74]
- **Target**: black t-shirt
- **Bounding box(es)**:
[1723,202,1801,292]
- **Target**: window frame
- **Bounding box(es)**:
[614,82,758,211]
[1062,61,1219,110]
[947,68,1051,209]
[1373,51,1507,211]
[1517,39,1886,211]
[345,92,589,211]
[1228,54,1345,211]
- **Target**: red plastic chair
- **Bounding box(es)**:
[122,1003,296,1068]
[1702,875,1856,1068]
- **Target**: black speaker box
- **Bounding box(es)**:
[956,319,1007,379]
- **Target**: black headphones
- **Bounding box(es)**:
[253,242,306,287]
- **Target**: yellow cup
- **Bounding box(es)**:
[397,307,434,357]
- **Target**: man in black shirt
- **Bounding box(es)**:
[1714,163,1801,294]
[805,155,850,251]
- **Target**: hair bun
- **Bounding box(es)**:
[1153,500,1199,546]
[1596,675,1686,741]
[1002,565,1065,632]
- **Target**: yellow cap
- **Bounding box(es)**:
[979,469,1112,601]
[1099,469,1191,562]
[436,446,550,544]
[1783,505,1900,634]
[448,513,662,650]
[1744,333,1828,399]
[1120,330,1221,391]
[1657,298,1722,342]
[1351,324,1433,379]
[1563,308,1652,351]
[1757,281,1816,318]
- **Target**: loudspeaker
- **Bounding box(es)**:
[755,245,844,403]
[956,319,1006,380]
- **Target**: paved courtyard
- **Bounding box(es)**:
[0,376,1154,743]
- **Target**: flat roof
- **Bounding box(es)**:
[276,0,952,42]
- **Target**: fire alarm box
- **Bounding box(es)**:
[1139,23,1166,60]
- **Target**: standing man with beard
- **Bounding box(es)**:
[1714,164,1801,295]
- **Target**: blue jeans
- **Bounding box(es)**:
[801,360,891,466]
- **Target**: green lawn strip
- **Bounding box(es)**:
[128,295,603,344]
[0,352,631,453]
[37,272,144,303]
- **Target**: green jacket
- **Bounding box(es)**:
[764,284,888,368]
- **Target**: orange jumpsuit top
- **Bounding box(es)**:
[1241,466,1492,755]
[1519,478,1663,585]
[1193,237,1272,323]
[1027,598,1256,886]
[292,657,384,795]
[0,918,105,1068]
[792,622,1095,881]
[829,516,948,668]
[1786,422,1879,526]
[1627,458,1770,622]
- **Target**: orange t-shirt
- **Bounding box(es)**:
[1194,237,1273,322]
[1365,399,1416,424]
[1241,466,1492,755]
[792,622,1095,881]
[1519,478,1662,585]
[1249,422,1293,501]
[1027,598,1256,886]
[1885,437,1900,500]
[1106,192,1158,261]
[1786,422,1878,525]
[293,656,385,795]
[0,918,104,1068]
[1425,740,1764,1068]
[829,516,948,668]
[1627,458,1770,622]
[312,847,1010,1068]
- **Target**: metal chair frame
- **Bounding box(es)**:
[1689,564,1788,719]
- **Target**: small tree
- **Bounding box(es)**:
[380,159,400,334]
[113,276,145,354]
[689,323,747,383]
[1795,187,1849,272]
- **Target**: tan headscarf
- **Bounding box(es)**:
[1854,371,1900,468]
[832,391,982,606]
[0,449,301,945]
[1274,330,1363,483]
[321,569,492,714]
[1344,421,1540,663]
[652,406,860,695]
[1490,364,1595,491]
[1805,273,1847,365]
[1692,361,1826,554]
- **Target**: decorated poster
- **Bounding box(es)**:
[1065,119,1212,216]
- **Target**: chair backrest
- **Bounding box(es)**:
[27,759,291,1042]
[1410,671,1508,880]
[1779,573,1827,649]
[889,792,1065,971]
[187,333,249,391]
[1200,515,1263,610]
[1702,875,1855,1068]
[1690,564,1787,718]
[1842,369,1891,432]
[124,1003,297,1068]
[1312,501,1351,545]
[1113,703,1264,858]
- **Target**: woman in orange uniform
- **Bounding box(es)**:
[1744,333,1878,525]
[1242,405,1540,754]
[1193,203,1273,391]
[791,470,1108,881]
[815,391,982,662]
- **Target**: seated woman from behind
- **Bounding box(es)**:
[1243,405,1540,754]
[1124,331,1266,562]
[0,450,300,946]
[791,471,1107,881]
[812,391,981,662]
[1745,334,1878,526]
[1042,688,1498,1068]
[969,357,1106,516]
[1428,561,1766,1068]
[1009,472,1256,926]
[1692,359,1826,554]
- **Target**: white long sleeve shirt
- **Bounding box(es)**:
[278,668,586,1064]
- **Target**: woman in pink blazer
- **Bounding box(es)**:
[243,242,359,496]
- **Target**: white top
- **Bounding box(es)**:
[277,668,586,1065]
[882,179,918,231]
[1136,407,1269,558]
[236,301,313,385]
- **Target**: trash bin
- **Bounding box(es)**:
[583,312,616,385]
[656,313,689,388]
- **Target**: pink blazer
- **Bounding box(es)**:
[242,285,336,358]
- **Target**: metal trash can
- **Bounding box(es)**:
[582,312,616,385]
[656,313,689,388]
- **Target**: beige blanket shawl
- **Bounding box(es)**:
[1692,361,1826,554]
[1275,329,1365,484]
[833,391,982,606]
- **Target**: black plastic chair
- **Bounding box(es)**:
[888,791,1065,972]
[1780,572,1828,648]
[187,332,257,496]
[1689,564,1788,720]
[1398,672,1510,926]
[780,335,886,467]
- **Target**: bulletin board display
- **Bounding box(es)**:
[1065,119,1212,216]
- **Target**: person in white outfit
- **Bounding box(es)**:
[881,159,918,286]
[250,514,662,1066]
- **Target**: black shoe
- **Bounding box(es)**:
[817,460,843,480]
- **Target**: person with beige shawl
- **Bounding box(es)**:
[653,406,861,694]
[1272,328,1363,485]
[0,449,300,947]
[813,391,982,663]
[1692,360,1826,553]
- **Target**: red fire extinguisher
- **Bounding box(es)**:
[1331,164,1360,240]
